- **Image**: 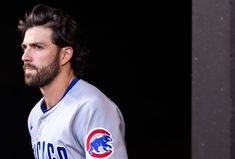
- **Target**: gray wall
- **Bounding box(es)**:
[192,0,231,158]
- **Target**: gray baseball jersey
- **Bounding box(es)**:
[27,78,128,159]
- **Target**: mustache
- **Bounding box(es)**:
[23,63,38,70]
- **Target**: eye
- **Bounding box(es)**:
[21,45,26,52]
[33,45,42,50]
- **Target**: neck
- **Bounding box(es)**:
[40,69,75,109]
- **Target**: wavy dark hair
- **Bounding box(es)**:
[17,3,90,78]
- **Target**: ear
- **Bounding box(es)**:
[60,46,73,65]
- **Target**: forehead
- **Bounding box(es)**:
[23,26,53,44]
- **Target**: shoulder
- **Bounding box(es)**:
[72,79,104,96]
[69,79,116,107]
[67,79,122,116]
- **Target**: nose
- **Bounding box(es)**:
[21,48,32,62]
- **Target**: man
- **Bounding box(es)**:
[18,3,128,159]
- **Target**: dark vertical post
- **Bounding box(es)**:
[192,0,231,158]
[230,0,235,158]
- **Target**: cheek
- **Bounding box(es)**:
[35,56,52,67]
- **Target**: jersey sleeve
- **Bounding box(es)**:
[72,95,128,159]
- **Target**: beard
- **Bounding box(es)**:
[23,53,60,87]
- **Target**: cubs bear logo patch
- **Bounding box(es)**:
[85,128,113,158]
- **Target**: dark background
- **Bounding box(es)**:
[0,0,189,159]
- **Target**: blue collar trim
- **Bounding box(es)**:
[41,77,79,113]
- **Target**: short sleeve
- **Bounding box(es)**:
[72,95,128,159]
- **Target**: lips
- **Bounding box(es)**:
[23,64,37,72]
[24,68,36,74]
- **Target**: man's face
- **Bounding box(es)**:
[21,26,61,87]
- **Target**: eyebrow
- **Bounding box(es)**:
[21,42,45,48]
